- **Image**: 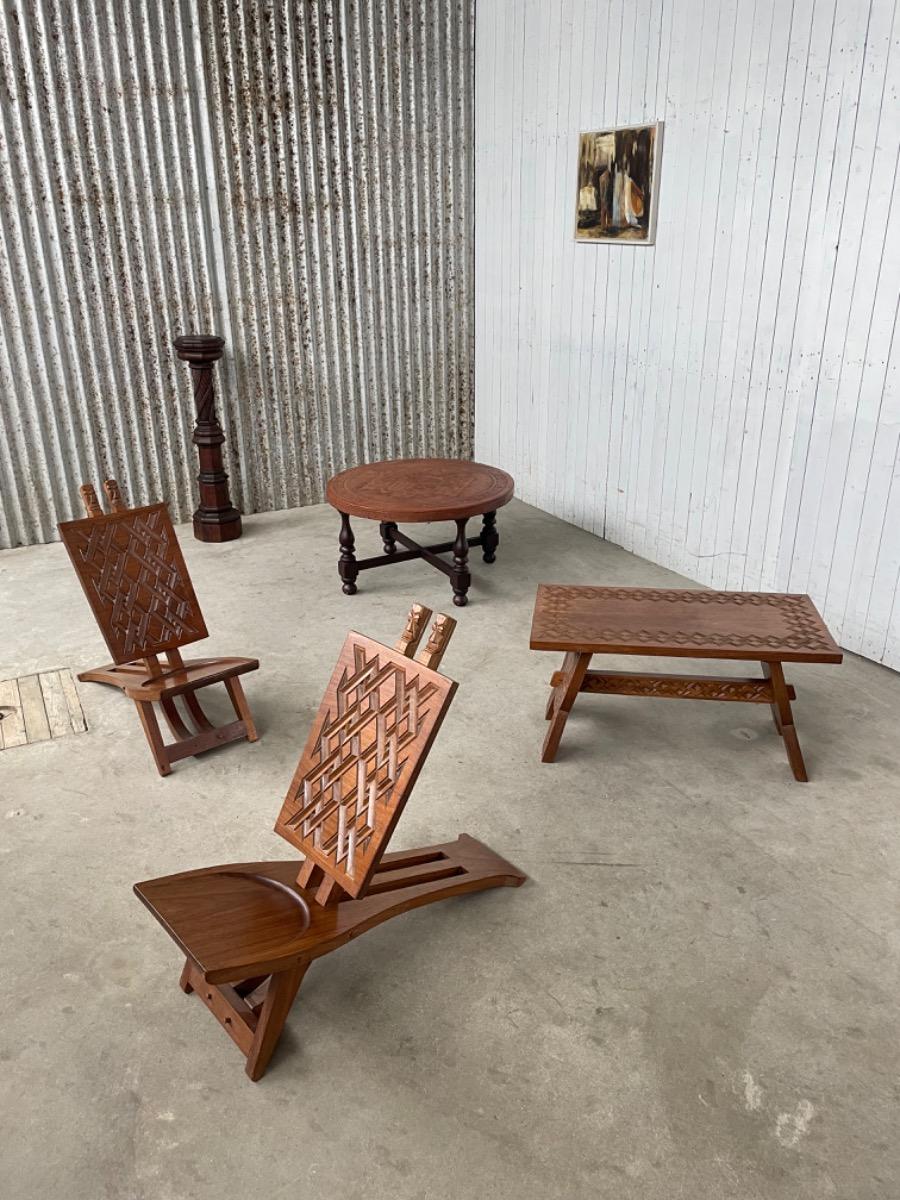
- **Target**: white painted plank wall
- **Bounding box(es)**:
[475,0,900,669]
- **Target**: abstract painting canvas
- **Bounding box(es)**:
[575,122,662,243]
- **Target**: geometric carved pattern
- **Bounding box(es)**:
[58,503,207,664]
[576,672,776,702]
[531,585,841,660]
[274,633,457,899]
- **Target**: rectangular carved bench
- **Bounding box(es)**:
[531,584,843,780]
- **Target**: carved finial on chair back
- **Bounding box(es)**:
[394,603,432,658]
[415,613,457,671]
[79,483,103,518]
[103,478,126,512]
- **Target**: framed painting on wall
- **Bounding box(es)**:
[575,122,663,244]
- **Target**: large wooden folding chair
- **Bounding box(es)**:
[134,604,526,1081]
[58,480,259,776]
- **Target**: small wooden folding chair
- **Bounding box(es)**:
[58,480,259,776]
[134,603,526,1080]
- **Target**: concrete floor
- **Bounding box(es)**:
[1,499,899,1199]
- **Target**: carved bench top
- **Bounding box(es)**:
[530,585,843,663]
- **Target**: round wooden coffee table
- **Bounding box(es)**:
[325,458,515,606]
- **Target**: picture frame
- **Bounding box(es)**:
[575,121,664,245]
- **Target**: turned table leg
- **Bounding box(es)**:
[481,510,499,563]
[338,511,359,595]
[762,661,808,782]
[451,518,471,607]
[380,521,398,555]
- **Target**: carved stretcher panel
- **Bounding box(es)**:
[274,632,457,899]
[59,503,208,664]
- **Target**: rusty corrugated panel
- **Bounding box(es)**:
[0,0,474,548]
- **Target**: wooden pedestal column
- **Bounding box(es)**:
[174,334,242,543]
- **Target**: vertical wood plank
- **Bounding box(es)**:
[0,679,26,749]
[17,674,51,743]
[474,0,900,669]
[40,670,74,737]
[58,670,87,733]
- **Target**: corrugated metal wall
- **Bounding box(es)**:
[0,0,474,549]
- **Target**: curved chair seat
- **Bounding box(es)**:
[79,655,259,701]
[77,654,260,776]
[135,835,525,986]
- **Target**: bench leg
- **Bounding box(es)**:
[762,661,808,782]
[542,652,592,763]
[545,650,582,720]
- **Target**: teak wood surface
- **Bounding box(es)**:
[274,631,458,899]
[530,584,843,662]
[135,606,526,1080]
[174,333,243,543]
[531,584,842,781]
[325,458,514,607]
[325,458,514,523]
[58,481,259,776]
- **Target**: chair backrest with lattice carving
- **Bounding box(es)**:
[59,483,208,665]
[274,623,457,901]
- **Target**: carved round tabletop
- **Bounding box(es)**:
[326,458,515,523]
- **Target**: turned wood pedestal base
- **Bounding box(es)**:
[531,585,843,781]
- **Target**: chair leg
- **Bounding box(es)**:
[179,957,195,994]
[245,960,310,1082]
[160,696,192,741]
[763,661,808,782]
[134,701,171,776]
[225,677,258,742]
[234,975,270,999]
[182,690,214,731]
